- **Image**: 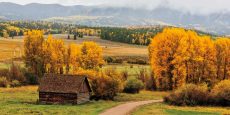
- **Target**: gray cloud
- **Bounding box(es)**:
[0,0,229,14]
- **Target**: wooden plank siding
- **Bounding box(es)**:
[77,93,90,104]
[77,79,91,104]
[39,92,78,104]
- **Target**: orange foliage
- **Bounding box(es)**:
[24,30,104,76]
[149,28,230,90]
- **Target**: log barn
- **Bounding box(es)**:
[38,74,92,104]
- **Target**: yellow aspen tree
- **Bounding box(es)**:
[175,32,216,85]
[43,35,65,74]
[197,36,216,84]
[24,30,45,77]
[215,38,230,80]
[65,43,81,73]
[149,28,217,90]
[149,28,187,90]
[80,41,104,70]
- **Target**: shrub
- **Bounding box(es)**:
[11,80,21,87]
[0,69,9,78]
[91,68,124,100]
[104,56,148,65]
[24,72,38,85]
[120,70,128,81]
[104,56,114,63]
[8,62,26,83]
[0,77,9,87]
[145,76,156,91]
[211,80,230,106]
[137,68,149,83]
[127,58,147,65]
[164,84,209,106]
[74,69,98,80]
[137,68,155,90]
[124,78,144,94]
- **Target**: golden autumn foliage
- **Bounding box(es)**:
[80,42,104,70]
[65,43,81,73]
[90,68,124,100]
[149,28,230,90]
[24,30,45,77]
[77,28,101,36]
[42,35,65,74]
[215,38,230,80]
[24,30,104,77]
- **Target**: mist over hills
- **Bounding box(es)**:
[0,2,230,35]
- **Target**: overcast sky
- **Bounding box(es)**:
[0,0,229,14]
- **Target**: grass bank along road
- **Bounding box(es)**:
[100,100,163,115]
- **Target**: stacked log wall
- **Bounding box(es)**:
[39,92,78,104]
[77,93,90,104]
[77,81,91,104]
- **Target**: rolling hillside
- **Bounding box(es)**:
[0,2,230,35]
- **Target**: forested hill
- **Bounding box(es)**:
[0,21,219,45]
[100,26,219,45]
[0,2,230,35]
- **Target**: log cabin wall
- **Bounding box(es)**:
[39,74,92,104]
[39,92,78,104]
[77,80,91,104]
[77,93,90,104]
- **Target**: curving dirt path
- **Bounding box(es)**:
[100,100,163,115]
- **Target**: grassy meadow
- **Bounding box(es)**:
[1,86,229,115]
[0,86,166,115]
[0,35,148,70]
[102,64,151,77]
[0,35,148,61]
[0,39,23,61]
[132,103,230,115]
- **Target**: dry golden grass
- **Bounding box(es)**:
[0,39,23,61]
[0,85,37,93]
[60,35,148,57]
[0,35,148,61]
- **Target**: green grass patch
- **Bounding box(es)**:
[0,86,167,115]
[115,91,168,102]
[165,109,219,115]
[102,64,150,76]
[0,86,121,115]
[132,103,230,115]
[0,63,9,69]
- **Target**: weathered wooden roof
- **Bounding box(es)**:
[39,74,92,94]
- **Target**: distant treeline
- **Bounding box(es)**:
[104,56,149,65]
[100,27,164,45]
[0,21,101,38]
[0,21,219,44]
[100,27,219,45]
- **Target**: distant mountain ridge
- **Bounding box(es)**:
[0,2,230,35]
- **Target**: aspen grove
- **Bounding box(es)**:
[149,28,230,90]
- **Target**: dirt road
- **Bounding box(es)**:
[100,100,163,115]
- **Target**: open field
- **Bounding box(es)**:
[102,64,151,77]
[0,39,23,61]
[0,35,148,61]
[58,35,148,57]
[0,86,166,115]
[132,103,230,115]
[0,86,229,115]
[0,62,150,76]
